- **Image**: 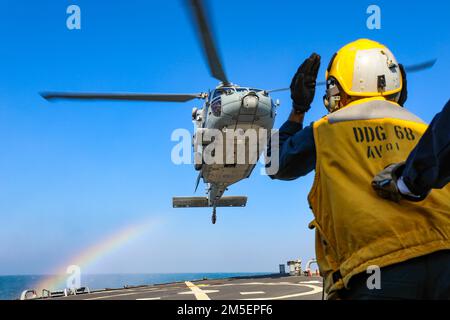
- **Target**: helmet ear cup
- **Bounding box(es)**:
[329,95,341,112]
[324,77,341,112]
[323,94,329,108]
[323,94,341,112]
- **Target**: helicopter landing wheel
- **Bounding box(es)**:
[212,208,217,224]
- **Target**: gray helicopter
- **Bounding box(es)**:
[41,0,436,224]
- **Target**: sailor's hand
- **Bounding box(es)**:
[371,162,405,202]
[372,162,428,202]
[290,53,321,113]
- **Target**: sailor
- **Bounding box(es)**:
[269,39,450,299]
[372,99,450,202]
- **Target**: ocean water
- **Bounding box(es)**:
[0,272,268,300]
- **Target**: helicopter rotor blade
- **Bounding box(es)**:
[41,92,207,102]
[267,87,289,93]
[268,81,327,93]
[403,59,437,73]
[268,59,437,93]
[187,0,229,85]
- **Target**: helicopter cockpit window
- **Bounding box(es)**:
[224,88,234,95]
[211,97,221,117]
[212,90,224,99]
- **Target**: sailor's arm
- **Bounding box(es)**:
[372,99,450,201]
[401,99,450,196]
[268,53,320,180]
[268,109,316,180]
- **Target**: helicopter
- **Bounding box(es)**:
[41,0,436,224]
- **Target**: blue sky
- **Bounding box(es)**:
[0,0,449,275]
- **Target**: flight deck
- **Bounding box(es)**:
[44,275,323,301]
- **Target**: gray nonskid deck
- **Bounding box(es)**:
[48,275,323,300]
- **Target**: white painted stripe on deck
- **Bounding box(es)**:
[240,284,322,300]
[184,281,211,300]
[83,288,164,300]
[85,291,147,300]
[178,290,219,295]
[240,291,265,295]
[136,297,161,300]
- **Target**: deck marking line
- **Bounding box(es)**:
[178,290,219,295]
[85,291,148,300]
[83,288,166,300]
[240,291,265,295]
[136,297,161,300]
[184,281,211,300]
[240,284,322,300]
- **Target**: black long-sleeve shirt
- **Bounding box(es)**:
[402,99,450,196]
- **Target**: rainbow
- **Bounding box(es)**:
[36,218,157,292]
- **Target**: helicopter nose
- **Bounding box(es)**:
[242,94,259,109]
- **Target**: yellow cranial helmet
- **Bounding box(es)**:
[325,39,402,100]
